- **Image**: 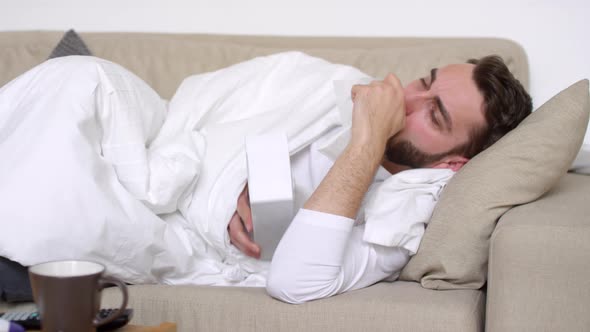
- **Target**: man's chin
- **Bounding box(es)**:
[385,138,439,169]
[385,155,421,169]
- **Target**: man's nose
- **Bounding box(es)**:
[404,91,424,116]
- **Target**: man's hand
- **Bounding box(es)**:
[228,184,261,259]
[303,74,406,218]
[350,74,406,156]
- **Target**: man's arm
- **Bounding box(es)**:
[265,75,409,303]
[266,209,410,304]
[303,144,382,217]
[229,75,405,257]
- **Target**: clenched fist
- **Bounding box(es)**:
[350,74,406,156]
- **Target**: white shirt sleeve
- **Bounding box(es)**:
[266,208,410,304]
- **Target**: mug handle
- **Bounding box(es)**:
[93,276,129,327]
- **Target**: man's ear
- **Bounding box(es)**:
[429,155,469,172]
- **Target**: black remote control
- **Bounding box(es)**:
[0,308,134,331]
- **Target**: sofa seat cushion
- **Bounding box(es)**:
[102,282,483,332]
[1,282,484,331]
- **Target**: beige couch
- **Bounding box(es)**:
[1,31,589,332]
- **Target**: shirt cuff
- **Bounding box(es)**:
[296,208,355,232]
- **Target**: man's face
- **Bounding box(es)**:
[385,63,486,168]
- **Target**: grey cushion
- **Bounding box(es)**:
[48,29,92,59]
[0,257,32,302]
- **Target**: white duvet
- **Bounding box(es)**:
[0,53,368,285]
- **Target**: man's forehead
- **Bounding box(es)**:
[437,63,476,77]
[433,63,485,129]
[408,63,474,85]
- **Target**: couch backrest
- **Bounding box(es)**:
[0,31,529,99]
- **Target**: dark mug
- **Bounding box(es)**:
[29,260,128,332]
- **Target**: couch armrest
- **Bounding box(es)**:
[486,173,590,332]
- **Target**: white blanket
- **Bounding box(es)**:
[0,56,189,284]
[0,53,368,285]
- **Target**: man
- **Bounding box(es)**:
[0,53,531,298]
[227,56,532,303]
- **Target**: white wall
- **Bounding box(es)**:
[2,0,590,141]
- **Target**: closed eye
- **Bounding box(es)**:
[430,106,442,130]
[421,69,452,133]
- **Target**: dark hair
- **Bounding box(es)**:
[451,55,532,158]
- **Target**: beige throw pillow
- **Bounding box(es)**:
[400,79,590,289]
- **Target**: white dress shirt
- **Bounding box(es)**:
[266,129,411,304]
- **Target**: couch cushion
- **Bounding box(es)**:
[486,173,590,332]
[0,257,32,302]
[400,80,590,289]
[103,282,484,332]
[0,31,529,100]
[0,282,484,331]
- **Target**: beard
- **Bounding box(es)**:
[384,135,450,168]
